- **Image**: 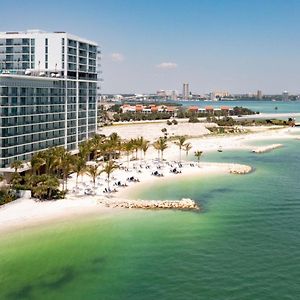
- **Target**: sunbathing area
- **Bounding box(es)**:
[1,125,299,233]
[66,159,252,199]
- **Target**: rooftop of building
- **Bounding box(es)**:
[0,29,98,46]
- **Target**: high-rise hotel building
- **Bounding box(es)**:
[182,83,189,100]
[0,30,100,170]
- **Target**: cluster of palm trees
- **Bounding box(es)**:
[151,135,203,166]
[7,132,204,200]
[6,133,149,199]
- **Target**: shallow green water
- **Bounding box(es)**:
[1,140,300,299]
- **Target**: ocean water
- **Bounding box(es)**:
[179,100,300,114]
[1,139,300,299]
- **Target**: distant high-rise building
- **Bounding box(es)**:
[182,83,189,99]
[214,91,229,98]
[257,90,263,100]
[282,91,289,101]
[157,90,166,97]
[171,90,177,100]
[210,92,216,101]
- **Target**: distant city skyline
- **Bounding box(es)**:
[1,0,300,94]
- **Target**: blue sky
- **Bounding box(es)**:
[1,0,300,94]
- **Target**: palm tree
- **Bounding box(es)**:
[29,174,60,200]
[109,132,121,145]
[142,139,150,161]
[10,160,24,173]
[184,142,192,158]
[194,150,203,166]
[62,153,74,191]
[91,134,106,160]
[86,164,100,188]
[108,132,122,160]
[101,160,119,191]
[135,137,144,160]
[131,138,140,160]
[30,154,45,175]
[174,136,187,162]
[73,156,86,187]
[122,140,134,168]
[153,140,161,161]
[53,147,73,190]
[41,148,60,175]
[153,137,168,161]
[79,140,92,161]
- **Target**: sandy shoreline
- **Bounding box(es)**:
[0,126,299,234]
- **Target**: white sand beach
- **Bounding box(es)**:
[1,125,299,233]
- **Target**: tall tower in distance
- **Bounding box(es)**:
[257,90,263,100]
[282,91,289,101]
[182,83,189,99]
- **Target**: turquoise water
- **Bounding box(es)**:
[1,139,300,299]
[179,100,300,114]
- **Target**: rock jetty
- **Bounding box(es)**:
[252,144,283,153]
[99,198,199,210]
[229,164,252,174]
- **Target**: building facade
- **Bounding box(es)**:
[0,30,100,170]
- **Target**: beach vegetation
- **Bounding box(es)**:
[73,157,87,188]
[153,137,168,161]
[188,116,200,123]
[10,160,24,173]
[101,160,119,190]
[113,111,172,122]
[122,140,134,167]
[174,136,188,162]
[0,188,17,205]
[141,139,150,160]
[27,174,63,200]
[194,150,203,166]
[184,143,193,157]
[111,106,257,123]
[86,165,101,188]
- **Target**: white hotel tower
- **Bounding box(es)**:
[0,30,100,170]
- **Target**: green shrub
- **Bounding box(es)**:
[189,116,200,123]
[0,188,17,206]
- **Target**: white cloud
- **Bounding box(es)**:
[110,52,125,62]
[156,62,178,69]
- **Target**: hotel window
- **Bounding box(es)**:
[22,39,30,45]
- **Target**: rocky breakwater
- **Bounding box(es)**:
[252,144,283,154]
[228,164,252,175]
[99,198,199,210]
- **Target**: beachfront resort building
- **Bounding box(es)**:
[121,104,176,114]
[0,30,100,170]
